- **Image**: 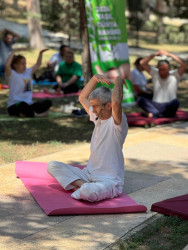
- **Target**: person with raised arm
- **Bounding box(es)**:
[47,75,128,202]
[0,29,21,74]
[5,49,52,117]
[138,50,187,118]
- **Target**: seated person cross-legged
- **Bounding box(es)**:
[131,57,153,99]
[43,50,82,95]
[137,50,187,118]
[5,49,52,118]
[47,75,128,202]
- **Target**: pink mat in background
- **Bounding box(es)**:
[126,110,188,127]
[0,84,9,89]
[151,194,188,220]
[32,91,81,99]
[15,161,147,215]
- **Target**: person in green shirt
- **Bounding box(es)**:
[43,50,82,94]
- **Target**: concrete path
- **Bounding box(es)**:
[0,122,188,249]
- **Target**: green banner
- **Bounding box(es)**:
[85,0,135,106]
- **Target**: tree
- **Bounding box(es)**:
[127,0,146,47]
[163,0,188,18]
[79,0,92,84]
[26,0,45,49]
[13,0,18,10]
[40,0,80,44]
[40,0,62,32]
[154,0,168,43]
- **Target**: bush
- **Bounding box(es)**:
[142,20,158,32]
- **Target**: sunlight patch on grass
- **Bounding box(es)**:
[14,49,82,68]
[128,39,188,53]
[0,141,70,164]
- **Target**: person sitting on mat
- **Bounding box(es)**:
[5,49,52,117]
[43,50,82,94]
[47,74,128,202]
[137,50,187,118]
[34,44,70,82]
[131,57,153,99]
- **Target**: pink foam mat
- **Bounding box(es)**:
[32,91,81,99]
[15,161,147,215]
[126,110,188,127]
[0,84,9,89]
[151,194,188,220]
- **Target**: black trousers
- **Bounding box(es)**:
[53,84,79,94]
[7,100,52,117]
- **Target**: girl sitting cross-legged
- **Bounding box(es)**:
[5,49,52,118]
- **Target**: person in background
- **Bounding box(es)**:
[43,50,82,94]
[138,50,187,118]
[5,49,52,117]
[0,29,20,75]
[131,57,153,99]
[47,44,69,73]
[47,74,128,202]
[34,44,70,82]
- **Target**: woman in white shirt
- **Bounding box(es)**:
[5,49,52,117]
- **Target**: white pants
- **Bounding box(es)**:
[47,161,122,202]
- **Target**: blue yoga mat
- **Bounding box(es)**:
[32,80,57,86]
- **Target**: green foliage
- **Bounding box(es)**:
[142,20,159,32]
[158,24,188,44]
[164,0,188,19]
[40,0,80,37]
[0,0,5,11]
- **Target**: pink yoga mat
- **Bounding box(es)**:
[32,91,81,99]
[0,84,9,89]
[126,110,188,127]
[15,161,147,215]
[151,194,188,220]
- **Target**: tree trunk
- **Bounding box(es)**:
[13,0,18,10]
[26,0,45,49]
[79,0,92,85]
[155,0,167,43]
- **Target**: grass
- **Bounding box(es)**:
[116,216,188,250]
[0,77,188,165]
[1,8,188,248]
[0,46,188,165]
